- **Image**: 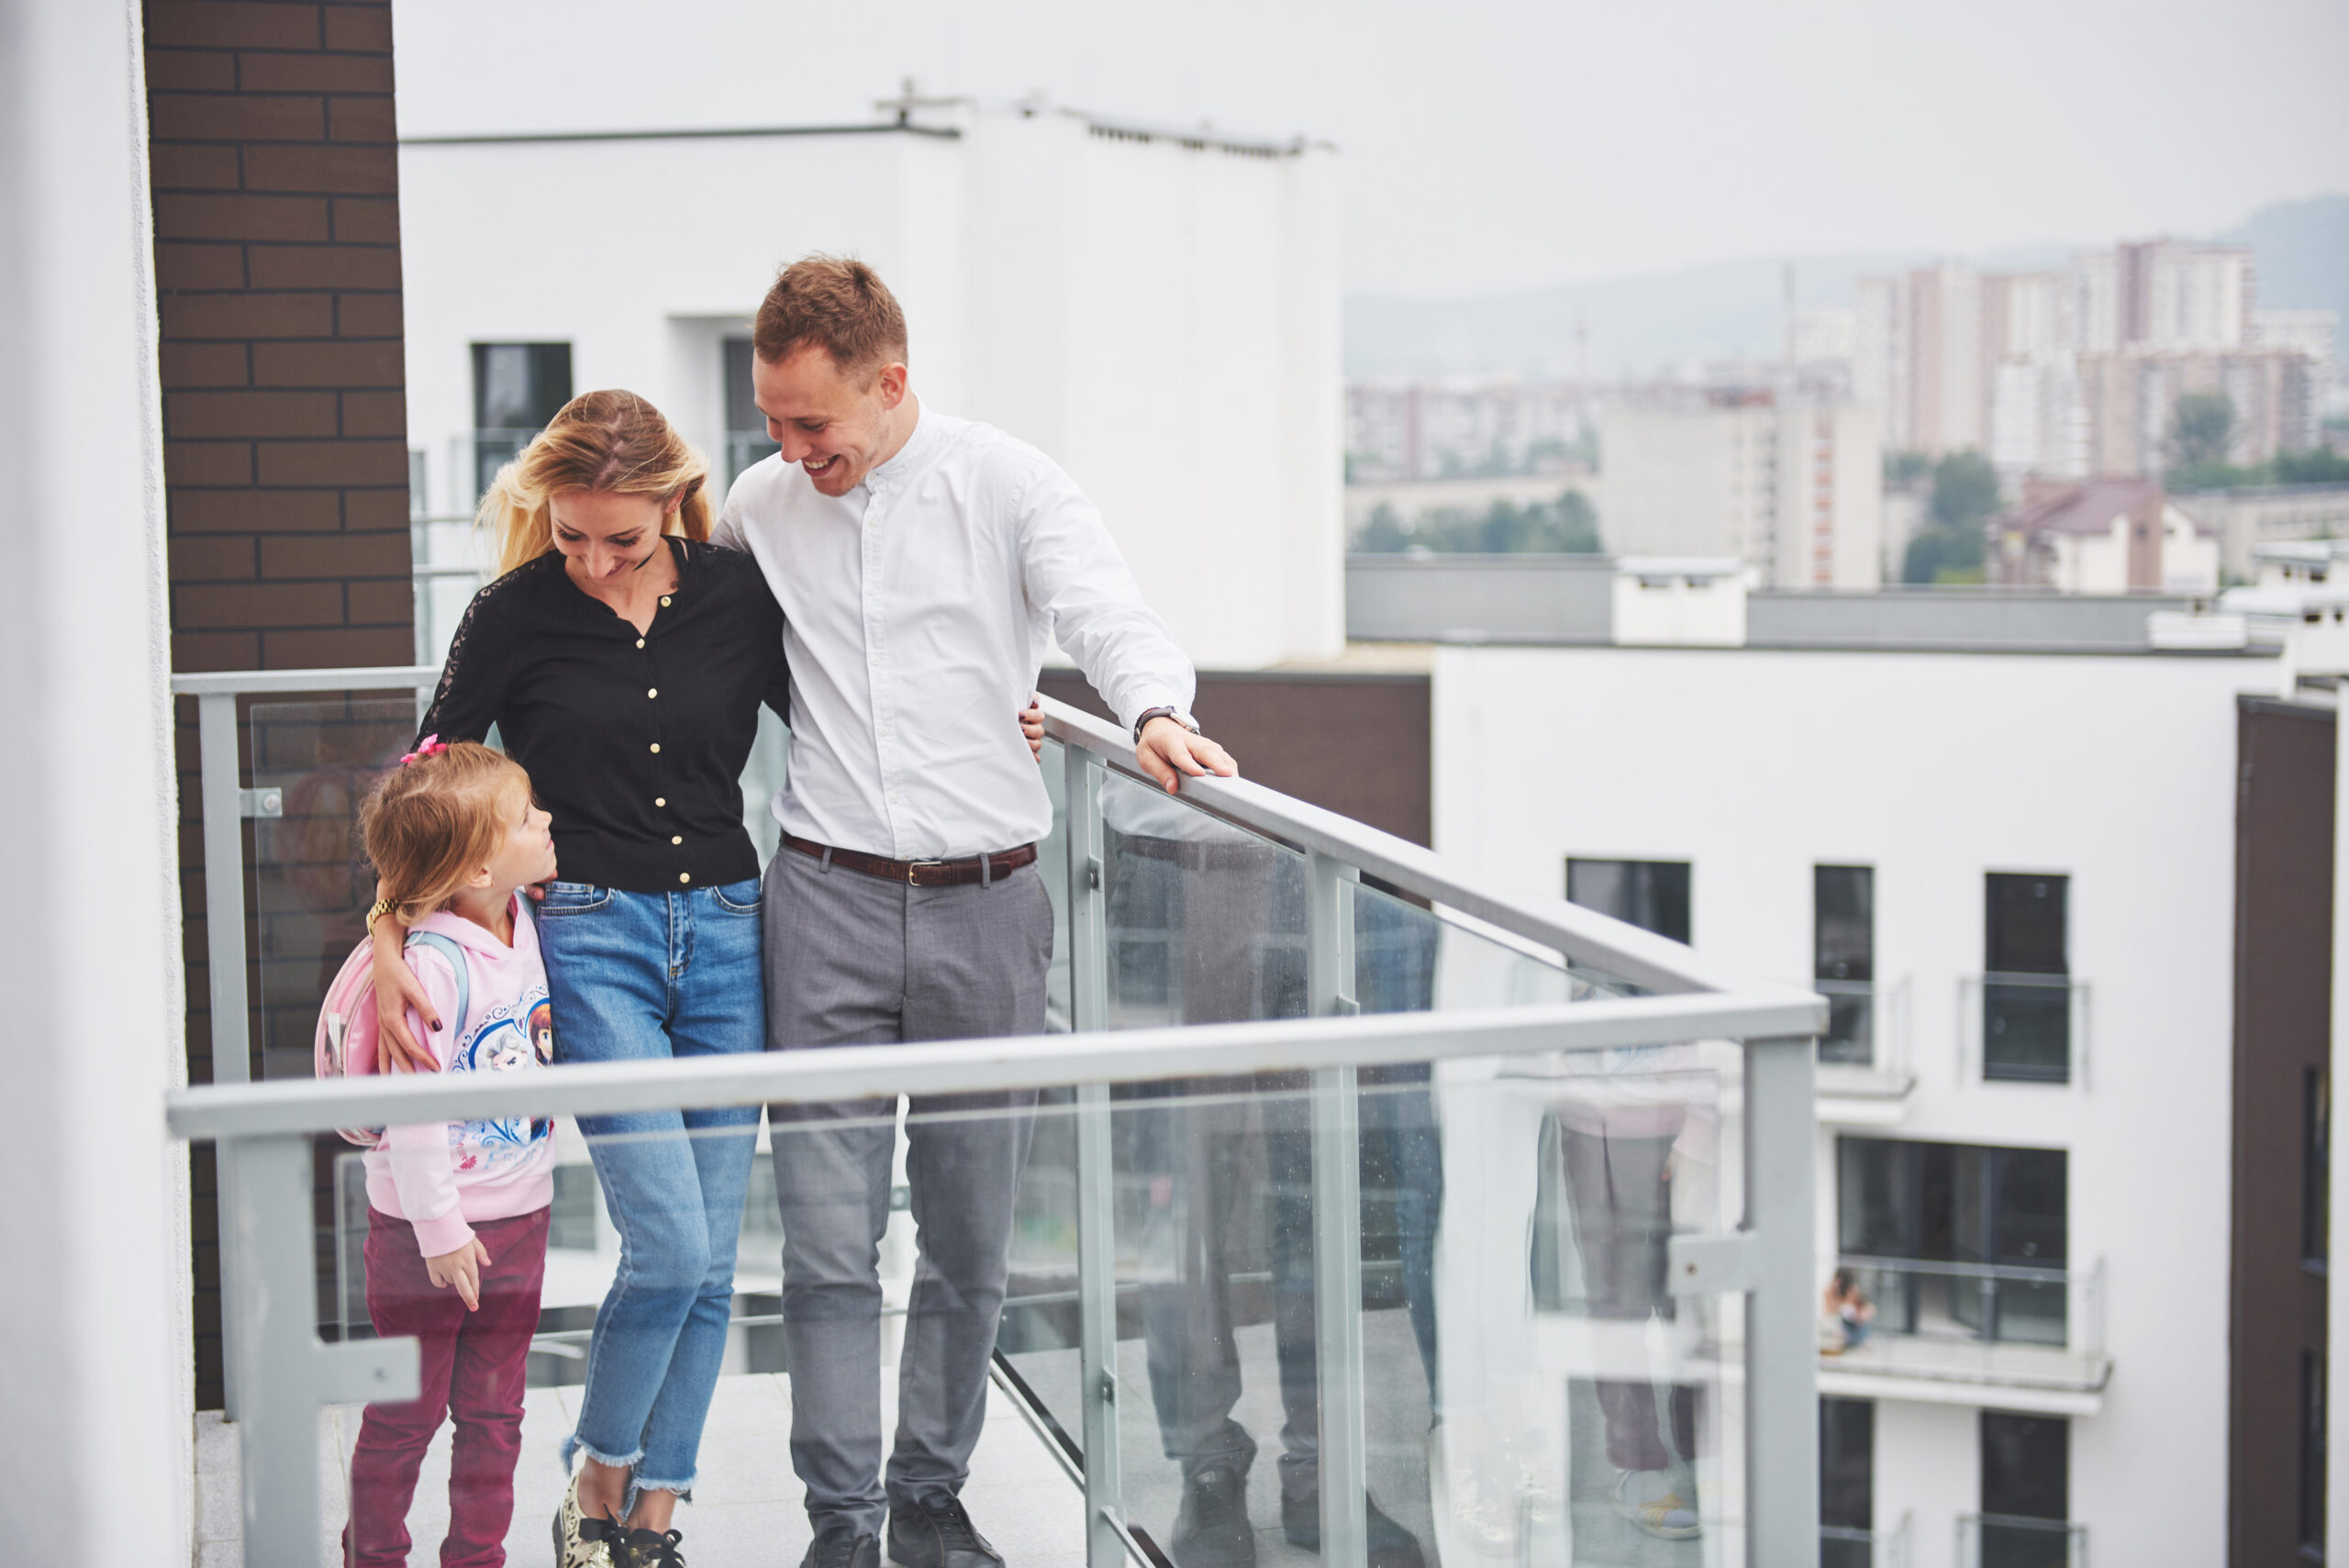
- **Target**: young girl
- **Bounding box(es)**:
[348,739,560,1566]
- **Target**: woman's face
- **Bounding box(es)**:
[549,489,674,584]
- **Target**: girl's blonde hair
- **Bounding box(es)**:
[477,389,712,576]
[360,742,534,923]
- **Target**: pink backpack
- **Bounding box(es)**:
[315,929,470,1147]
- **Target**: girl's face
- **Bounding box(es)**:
[482,780,557,894]
[549,488,676,585]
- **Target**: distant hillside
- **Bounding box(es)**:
[1347,195,2349,380]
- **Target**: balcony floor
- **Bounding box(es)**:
[193,1369,1088,1567]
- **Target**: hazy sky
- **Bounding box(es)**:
[394,0,2349,299]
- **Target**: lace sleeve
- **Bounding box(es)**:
[417,573,517,747]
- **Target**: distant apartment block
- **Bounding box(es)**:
[1602,392,1884,588]
[1852,239,2330,477]
[1343,380,1593,482]
[1985,477,2219,594]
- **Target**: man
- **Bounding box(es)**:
[715,255,1236,1568]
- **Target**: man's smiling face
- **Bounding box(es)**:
[751,341,910,497]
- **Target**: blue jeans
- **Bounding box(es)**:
[538,878,764,1500]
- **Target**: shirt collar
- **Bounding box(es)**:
[863,401,933,495]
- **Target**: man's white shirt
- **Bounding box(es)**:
[714,404,1195,861]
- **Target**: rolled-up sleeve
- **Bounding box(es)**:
[1014,457,1194,734]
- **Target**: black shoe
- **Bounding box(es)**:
[888,1494,1006,1568]
[1169,1462,1256,1568]
[617,1528,689,1567]
[1280,1492,1427,1568]
[803,1529,882,1568]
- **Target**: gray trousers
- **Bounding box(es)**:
[763,847,1051,1534]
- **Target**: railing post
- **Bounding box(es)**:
[1307,851,1367,1568]
[1064,747,1124,1568]
[1745,1034,1820,1568]
[220,1131,418,1565]
[195,691,250,1088]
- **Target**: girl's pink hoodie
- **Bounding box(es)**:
[361,894,556,1258]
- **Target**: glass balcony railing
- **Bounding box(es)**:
[1961,974,2090,1086]
[1823,1255,2108,1393]
[1957,1512,2087,1568]
[165,666,1828,1566]
[1823,1511,1912,1568]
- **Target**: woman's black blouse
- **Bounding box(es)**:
[417,538,789,894]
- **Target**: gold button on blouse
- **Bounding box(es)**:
[660,595,673,607]
[678,872,691,884]
[654,796,666,807]
[635,638,645,649]
[647,687,658,699]
[671,835,683,845]
[650,742,661,754]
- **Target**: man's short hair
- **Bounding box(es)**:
[753,255,908,377]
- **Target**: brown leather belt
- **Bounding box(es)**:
[783,834,1039,887]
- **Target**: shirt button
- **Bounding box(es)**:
[678,872,691,884]
[650,742,661,754]
[660,595,673,607]
[647,687,659,699]
[636,638,646,650]
[654,797,665,807]
[671,835,683,845]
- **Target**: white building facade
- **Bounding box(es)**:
[398,96,1345,670]
[1429,633,2272,1567]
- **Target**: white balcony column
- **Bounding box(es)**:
[0,0,191,1562]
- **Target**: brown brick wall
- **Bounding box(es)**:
[147,0,412,1408]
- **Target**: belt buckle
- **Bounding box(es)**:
[903,859,945,885]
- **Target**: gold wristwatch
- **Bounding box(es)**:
[365,897,395,935]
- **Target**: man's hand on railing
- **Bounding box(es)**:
[1136,717,1238,794]
[369,885,440,1074]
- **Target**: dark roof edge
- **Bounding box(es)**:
[401,123,960,148]
[2238,693,2340,723]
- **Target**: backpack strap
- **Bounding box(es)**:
[403,929,472,1058]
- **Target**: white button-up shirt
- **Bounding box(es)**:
[715,404,1195,860]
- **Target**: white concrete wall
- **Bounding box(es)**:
[398,102,1344,668]
[0,1,191,1559]
[1431,643,2257,1565]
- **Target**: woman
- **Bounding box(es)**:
[368,390,1039,1563]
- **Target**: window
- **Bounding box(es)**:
[1981,1411,2068,1568]
[1984,873,2069,1082]
[2309,1067,2330,1268]
[1838,1137,2067,1347]
[471,341,573,499]
[2303,1351,2327,1557]
[1567,858,1690,944]
[1815,865,1874,1065]
[1820,1397,1874,1567]
[722,336,781,488]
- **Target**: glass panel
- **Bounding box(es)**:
[250,697,417,1081]
[1984,873,2067,975]
[1101,1058,1739,1568]
[1983,977,2070,1082]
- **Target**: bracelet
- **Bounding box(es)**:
[365,897,395,936]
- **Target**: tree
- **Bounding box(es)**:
[1353,503,1408,553]
[2168,391,2236,470]
[1884,450,1932,487]
[1930,450,2000,529]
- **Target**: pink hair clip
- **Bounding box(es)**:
[400,735,448,766]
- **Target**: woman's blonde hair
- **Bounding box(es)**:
[477,389,712,576]
[360,742,534,924]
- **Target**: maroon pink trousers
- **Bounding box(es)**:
[345,1204,549,1567]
